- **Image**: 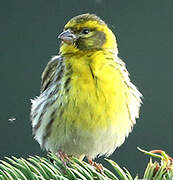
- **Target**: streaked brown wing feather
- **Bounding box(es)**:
[41,56,62,93]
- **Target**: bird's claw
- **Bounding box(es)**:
[88,157,103,173]
[56,151,70,166]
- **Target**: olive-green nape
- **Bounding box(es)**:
[68,13,105,26]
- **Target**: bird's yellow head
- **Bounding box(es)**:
[59,14,118,55]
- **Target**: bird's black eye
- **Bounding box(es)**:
[81,28,90,34]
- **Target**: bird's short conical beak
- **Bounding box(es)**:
[58,29,76,45]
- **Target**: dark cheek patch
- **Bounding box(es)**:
[75,31,106,50]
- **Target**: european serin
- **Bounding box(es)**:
[31,14,142,165]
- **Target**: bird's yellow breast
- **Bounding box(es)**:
[62,51,132,134]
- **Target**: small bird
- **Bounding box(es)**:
[31,13,142,167]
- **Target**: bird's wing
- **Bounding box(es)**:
[41,55,62,93]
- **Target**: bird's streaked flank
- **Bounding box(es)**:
[31,13,142,166]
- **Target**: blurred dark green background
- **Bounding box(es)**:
[1,0,173,177]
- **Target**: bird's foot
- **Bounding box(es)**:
[87,157,103,173]
[56,150,70,166]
